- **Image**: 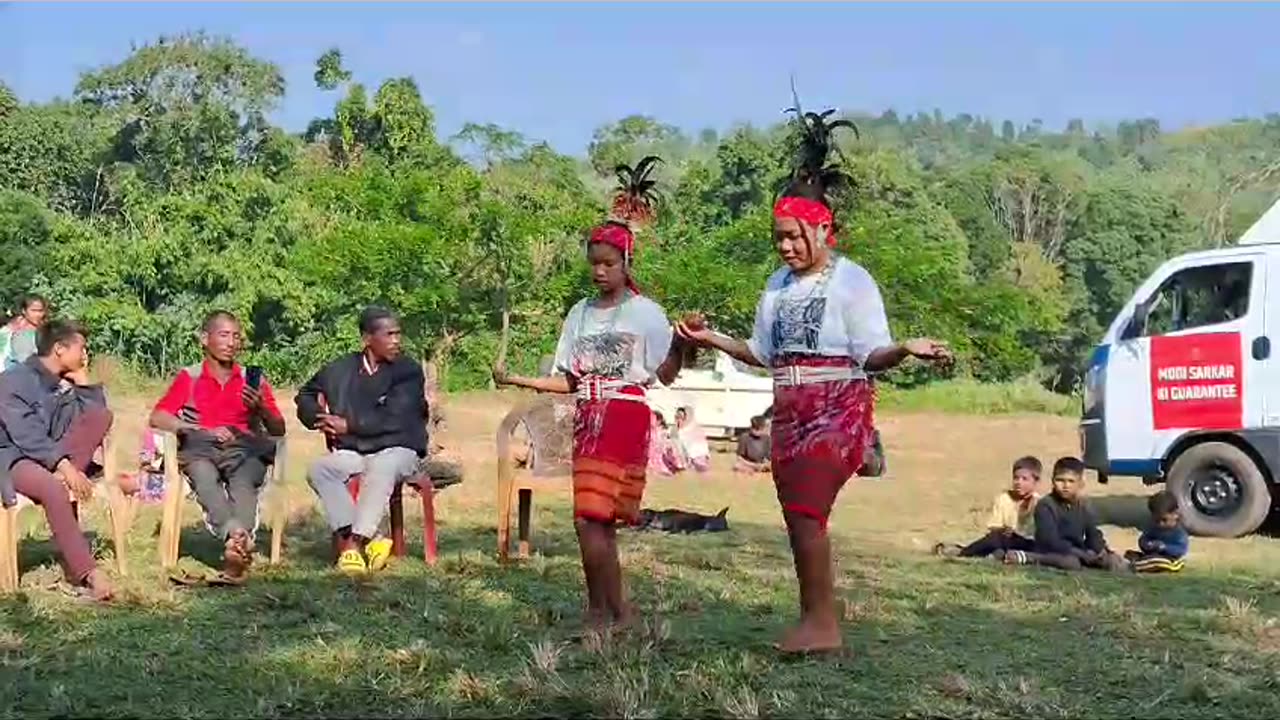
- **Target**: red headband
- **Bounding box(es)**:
[773,197,837,247]
[589,223,641,294]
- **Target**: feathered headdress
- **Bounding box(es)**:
[607,155,662,228]
[590,155,662,292]
[775,83,859,246]
[781,83,858,201]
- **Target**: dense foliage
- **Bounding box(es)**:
[2,34,1278,391]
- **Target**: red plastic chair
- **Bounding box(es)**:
[334,473,438,566]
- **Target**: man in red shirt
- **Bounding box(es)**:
[150,311,285,579]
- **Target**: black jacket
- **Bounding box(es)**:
[0,357,108,507]
[1033,493,1107,558]
[295,353,427,457]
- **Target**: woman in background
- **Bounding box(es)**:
[0,294,48,372]
[672,406,710,473]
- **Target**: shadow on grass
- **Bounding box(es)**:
[5,514,1280,717]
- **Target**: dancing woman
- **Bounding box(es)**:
[676,107,951,653]
[495,156,684,630]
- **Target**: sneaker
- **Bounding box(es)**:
[338,548,368,575]
[365,537,394,572]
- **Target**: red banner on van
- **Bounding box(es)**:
[1149,332,1243,430]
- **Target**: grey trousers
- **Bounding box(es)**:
[307,447,418,539]
[185,456,267,540]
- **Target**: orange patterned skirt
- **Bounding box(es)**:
[572,386,651,524]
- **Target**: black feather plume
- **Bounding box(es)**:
[782,79,858,201]
[609,155,663,226]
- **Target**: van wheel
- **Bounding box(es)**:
[1166,442,1271,538]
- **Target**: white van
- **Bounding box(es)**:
[1081,199,1280,537]
[649,350,773,440]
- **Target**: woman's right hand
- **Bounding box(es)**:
[674,312,714,346]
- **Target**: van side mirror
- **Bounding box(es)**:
[1123,300,1151,340]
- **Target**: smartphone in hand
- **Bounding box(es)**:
[245,365,264,390]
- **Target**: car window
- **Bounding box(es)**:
[1143,261,1252,337]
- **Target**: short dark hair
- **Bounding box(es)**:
[1148,490,1179,517]
[1012,456,1043,478]
[36,319,88,356]
[20,294,46,311]
[201,310,239,334]
[750,416,766,430]
[1051,456,1086,479]
[359,306,396,335]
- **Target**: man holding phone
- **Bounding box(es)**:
[150,310,285,580]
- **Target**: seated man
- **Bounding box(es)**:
[150,311,285,580]
[297,306,427,575]
[0,320,114,600]
[734,416,771,474]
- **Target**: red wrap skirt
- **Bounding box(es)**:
[771,355,875,528]
[572,384,651,524]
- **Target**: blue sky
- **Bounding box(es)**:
[2,2,1278,154]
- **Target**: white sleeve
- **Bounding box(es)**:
[641,301,674,374]
[553,304,580,376]
[746,292,773,366]
[842,271,894,364]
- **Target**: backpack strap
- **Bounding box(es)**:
[179,364,203,425]
[179,362,246,427]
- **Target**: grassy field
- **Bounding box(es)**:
[3,388,1280,718]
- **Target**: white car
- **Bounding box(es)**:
[650,350,774,440]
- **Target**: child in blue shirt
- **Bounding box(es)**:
[1125,490,1189,573]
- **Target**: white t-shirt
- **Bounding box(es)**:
[747,256,893,371]
[554,294,674,385]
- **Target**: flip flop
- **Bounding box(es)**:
[167,569,246,588]
[206,571,247,587]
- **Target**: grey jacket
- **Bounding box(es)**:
[0,357,108,507]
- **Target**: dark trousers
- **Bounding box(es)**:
[180,433,270,540]
[959,529,1035,558]
[1020,550,1129,572]
[11,407,113,583]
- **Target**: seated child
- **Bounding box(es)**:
[934,456,1041,558]
[1124,490,1189,573]
[1004,456,1128,572]
[733,416,771,474]
[672,407,710,473]
[648,411,677,476]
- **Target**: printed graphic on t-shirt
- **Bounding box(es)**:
[571,332,637,378]
[771,296,827,353]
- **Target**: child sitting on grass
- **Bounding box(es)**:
[1124,490,1189,573]
[1003,456,1128,572]
[934,456,1041,559]
[733,416,771,474]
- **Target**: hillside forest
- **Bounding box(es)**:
[3,33,1280,392]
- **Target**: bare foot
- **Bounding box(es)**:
[775,618,843,654]
[608,605,643,638]
[583,607,609,632]
[235,530,256,568]
[223,533,250,579]
[84,569,115,602]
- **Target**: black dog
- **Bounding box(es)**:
[635,507,729,533]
